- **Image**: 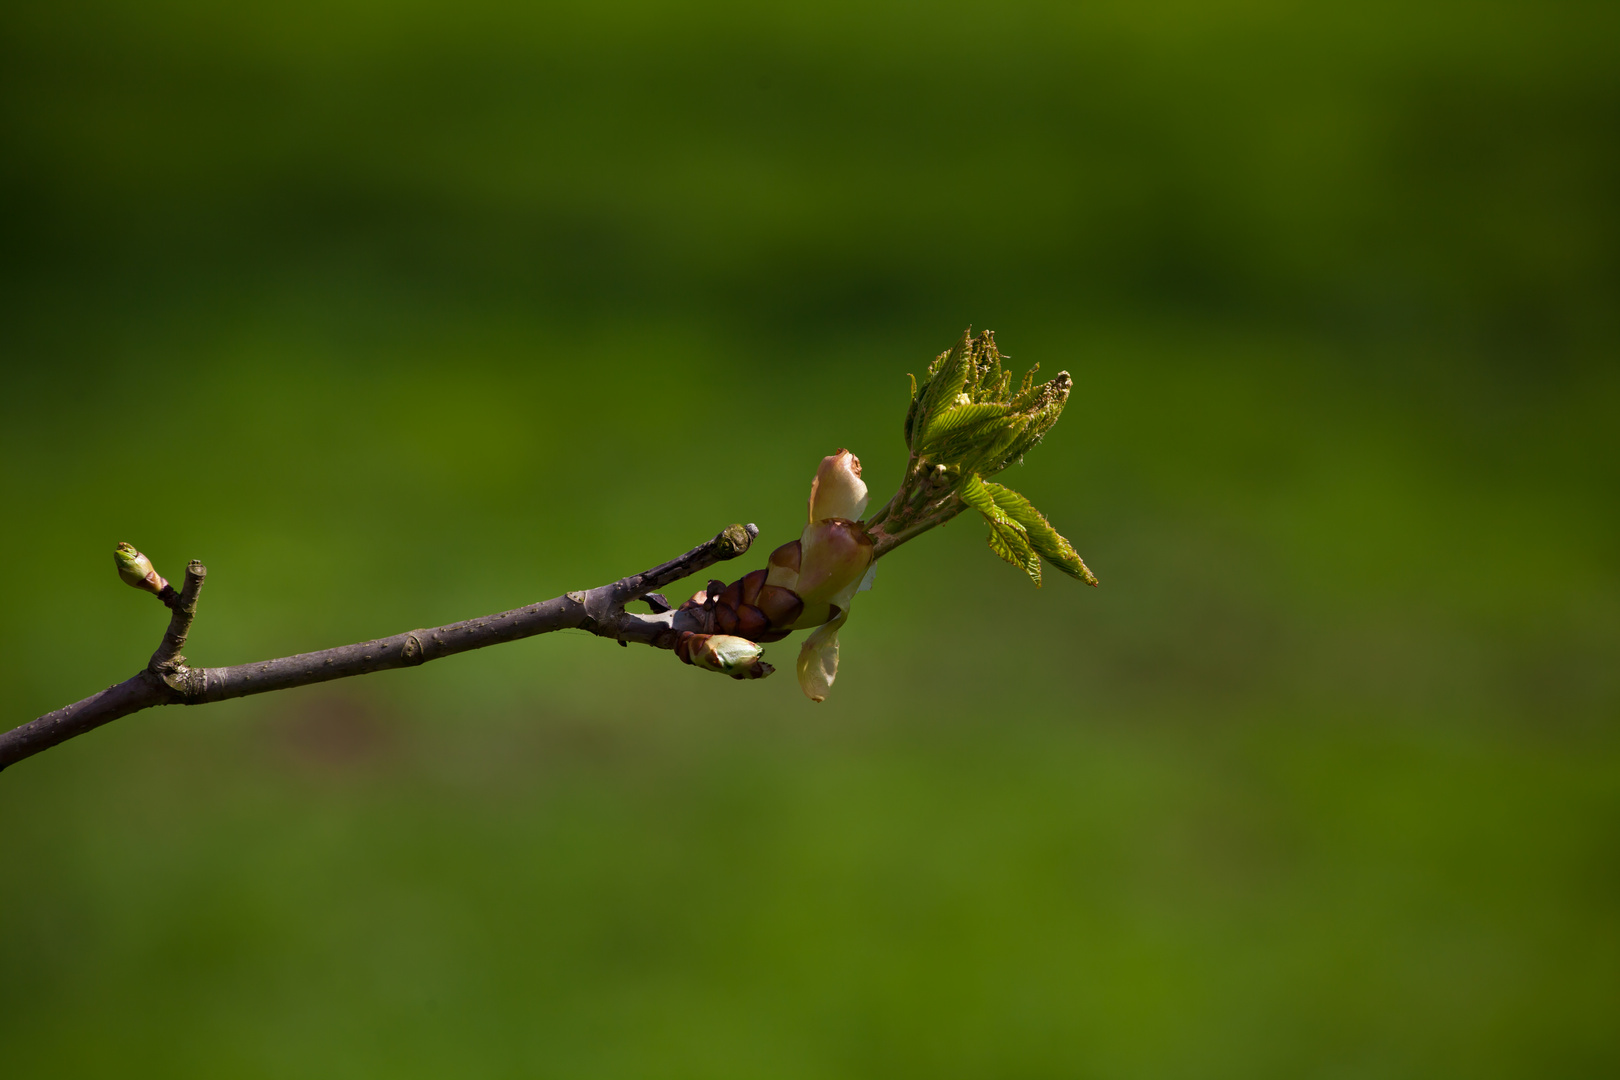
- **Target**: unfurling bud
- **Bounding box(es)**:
[789,518,873,628]
[675,633,774,680]
[114,542,169,597]
[903,328,1073,478]
[808,449,868,523]
[673,447,876,700]
[876,329,1097,591]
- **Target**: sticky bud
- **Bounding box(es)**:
[675,633,774,680]
[674,446,876,700]
[114,542,168,596]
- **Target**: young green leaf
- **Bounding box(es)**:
[982,480,1099,586]
[958,472,1006,525]
[986,519,1042,584]
[918,328,973,425]
[959,473,1042,584]
[903,373,922,449]
[919,401,1010,457]
[1016,363,1040,399]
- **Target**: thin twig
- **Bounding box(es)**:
[868,495,966,558]
[151,560,206,671]
[0,524,758,772]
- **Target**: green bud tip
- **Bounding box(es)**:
[113,542,167,595]
[677,633,774,680]
[701,635,765,674]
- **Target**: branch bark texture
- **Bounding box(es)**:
[0,524,758,772]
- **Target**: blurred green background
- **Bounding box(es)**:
[2,1,1617,1076]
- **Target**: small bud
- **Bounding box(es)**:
[676,633,774,680]
[808,449,869,523]
[114,542,168,596]
[699,635,764,674]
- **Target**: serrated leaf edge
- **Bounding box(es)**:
[981,480,1099,586]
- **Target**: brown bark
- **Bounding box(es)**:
[0,524,758,772]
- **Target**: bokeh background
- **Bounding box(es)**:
[3,1,1617,1076]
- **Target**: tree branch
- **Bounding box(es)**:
[0,524,759,773]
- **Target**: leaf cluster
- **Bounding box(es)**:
[902,329,1097,589]
[904,328,1073,477]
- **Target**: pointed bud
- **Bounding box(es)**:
[114,542,168,596]
[808,449,869,523]
[676,633,774,680]
[695,634,764,674]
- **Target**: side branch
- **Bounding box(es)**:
[0,525,757,773]
[152,561,207,670]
